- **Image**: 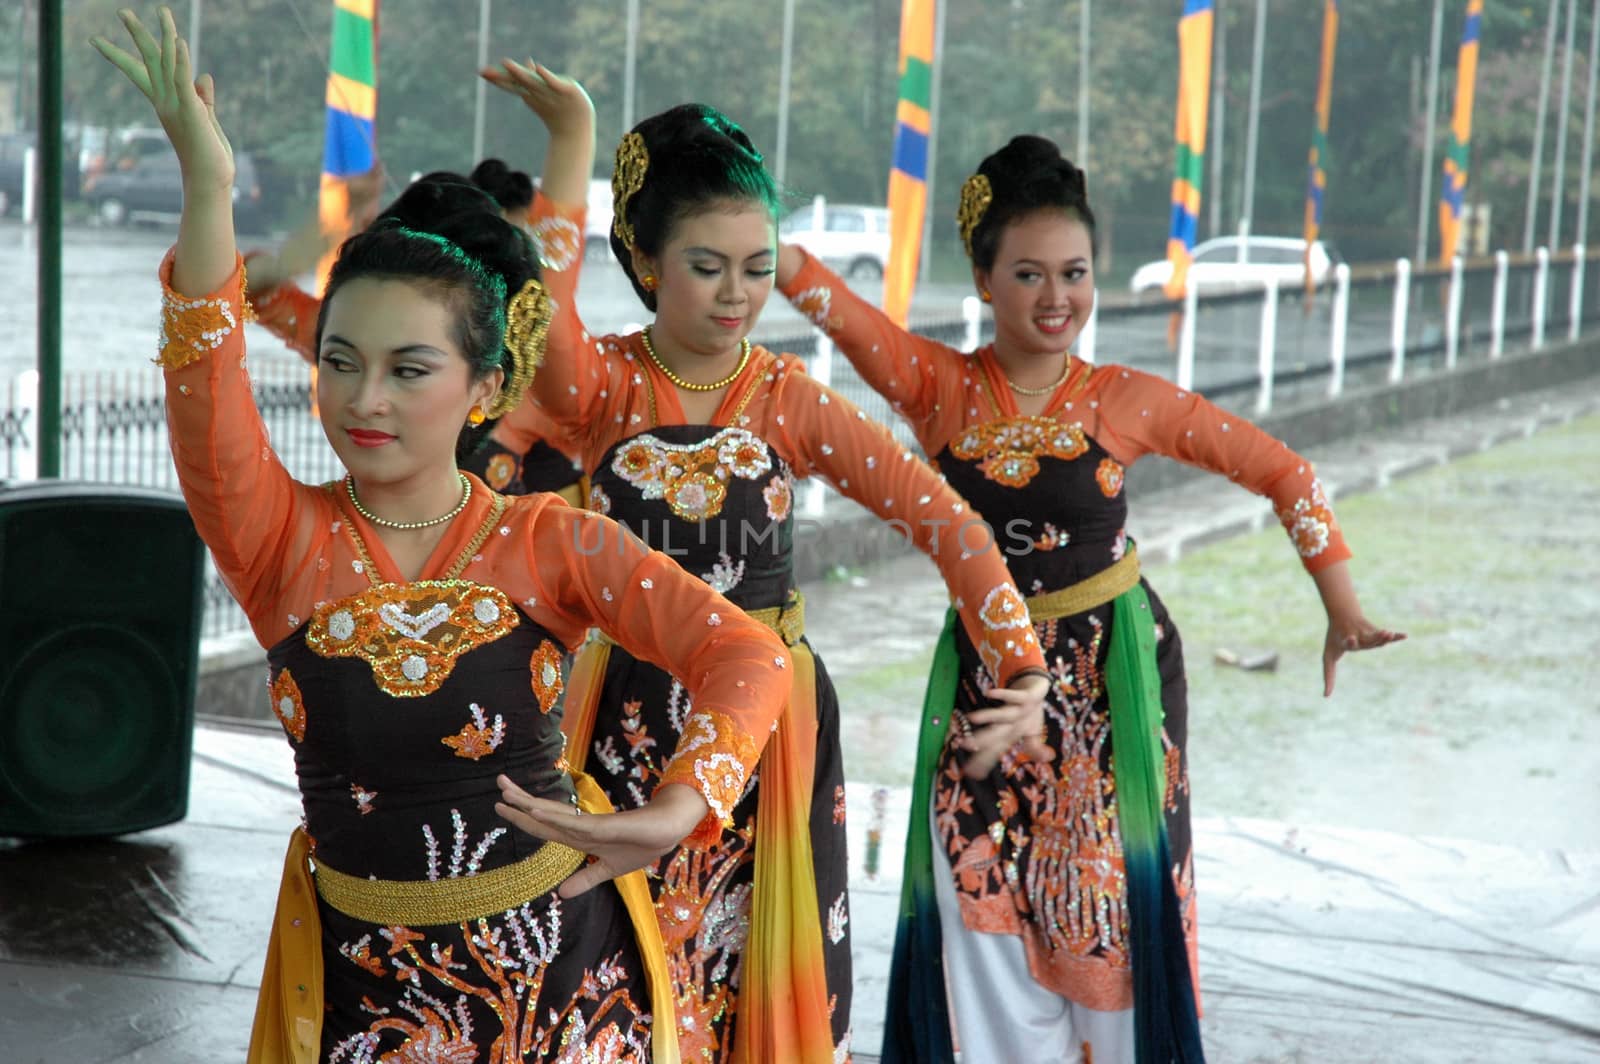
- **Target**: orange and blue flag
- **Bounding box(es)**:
[1164,0,1214,300]
[1303,0,1339,294]
[318,0,379,289]
[1438,0,1481,264]
[884,0,935,328]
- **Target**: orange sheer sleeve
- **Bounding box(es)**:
[510,500,789,839]
[777,246,969,450]
[1087,366,1352,572]
[766,358,1046,685]
[242,255,321,365]
[158,249,341,645]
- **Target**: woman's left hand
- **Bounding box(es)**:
[495,775,707,899]
[1322,614,1405,697]
[957,672,1054,779]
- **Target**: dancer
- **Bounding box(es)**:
[487,62,1054,1064]
[775,135,1404,1063]
[95,11,796,1060]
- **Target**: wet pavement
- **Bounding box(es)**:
[4,380,1600,1061]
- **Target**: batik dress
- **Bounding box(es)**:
[158,250,793,1063]
[779,251,1352,1060]
[245,257,588,503]
[521,197,1050,1064]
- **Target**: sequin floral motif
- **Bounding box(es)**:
[158,285,241,371]
[441,702,505,760]
[793,285,835,330]
[659,708,762,841]
[530,639,565,714]
[588,483,613,515]
[530,214,583,272]
[1096,458,1125,497]
[610,427,773,522]
[1275,477,1337,558]
[951,416,1089,488]
[485,451,518,491]
[269,666,306,742]
[763,473,793,522]
[306,581,519,697]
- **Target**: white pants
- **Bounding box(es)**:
[930,806,1134,1064]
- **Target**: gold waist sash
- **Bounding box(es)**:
[1023,544,1142,622]
[599,589,806,647]
[314,839,585,926]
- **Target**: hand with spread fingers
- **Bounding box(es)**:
[91,7,232,198]
[480,58,594,208]
[495,775,709,899]
[956,672,1054,779]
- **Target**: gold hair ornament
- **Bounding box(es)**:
[957,173,994,259]
[486,277,552,419]
[611,132,649,252]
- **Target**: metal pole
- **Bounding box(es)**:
[1490,248,1508,357]
[1390,258,1411,382]
[187,0,200,75]
[1177,281,1198,390]
[1550,0,1580,248]
[472,0,490,163]
[1076,0,1090,170]
[1445,254,1463,369]
[1328,262,1350,396]
[1079,290,1097,364]
[1570,242,1586,339]
[918,0,948,285]
[1256,277,1278,414]
[37,0,60,478]
[1533,245,1551,347]
[774,0,797,183]
[1526,0,1560,252]
[1416,0,1445,266]
[1576,0,1600,245]
[1240,0,1265,240]
[622,0,640,132]
[1207,1,1226,240]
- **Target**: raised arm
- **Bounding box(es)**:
[497,501,791,896]
[776,242,966,433]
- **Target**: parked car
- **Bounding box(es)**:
[0,131,82,216]
[780,202,891,281]
[1128,235,1337,293]
[84,147,266,233]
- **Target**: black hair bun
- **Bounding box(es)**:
[981,135,1087,203]
[376,172,499,230]
[470,158,536,212]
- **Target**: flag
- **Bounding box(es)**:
[1164,0,1214,301]
[884,0,936,328]
[1438,0,1482,264]
[318,0,379,290]
[1303,1,1339,294]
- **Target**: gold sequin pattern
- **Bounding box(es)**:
[951,415,1090,488]
[957,173,994,258]
[611,131,649,252]
[529,639,566,714]
[314,839,585,925]
[269,666,307,742]
[488,277,551,419]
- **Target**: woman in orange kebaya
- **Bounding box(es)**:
[777,135,1404,1064]
[95,10,796,1060]
[484,59,1054,1063]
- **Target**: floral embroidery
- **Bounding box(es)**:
[530,639,565,714]
[611,427,773,522]
[827,892,849,945]
[950,416,1090,488]
[485,451,518,490]
[441,702,505,760]
[351,783,378,815]
[338,933,388,979]
[588,483,612,515]
[269,667,306,742]
[422,808,508,879]
[1095,458,1125,497]
[530,214,583,272]
[833,784,847,826]
[659,709,762,838]
[306,582,519,697]
[794,285,834,330]
[979,585,1031,631]
[1110,528,1128,561]
[1276,477,1337,558]
[762,473,793,522]
[1034,522,1071,551]
[700,553,746,594]
[158,283,241,371]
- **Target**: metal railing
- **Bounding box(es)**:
[5,244,1597,640]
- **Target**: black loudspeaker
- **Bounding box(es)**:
[0,481,207,837]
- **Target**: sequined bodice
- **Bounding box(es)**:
[935,415,1130,594]
[587,424,796,611]
[266,585,572,881]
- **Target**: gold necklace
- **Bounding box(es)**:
[346,472,472,530]
[1005,357,1074,397]
[641,326,751,392]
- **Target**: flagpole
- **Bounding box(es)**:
[1207,2,1226,240]
[188,0,201,74]
[774,0,797,183]
[1076,0,1090,170]
[1526,0,1560,252]
[623,0,640,132]
[917,0,947,286]
[1415,0,1444,266]
[1577,0,1600,245]
[1239,0,1265,248]
[1550,0,1579,249]
[472,0,489,163]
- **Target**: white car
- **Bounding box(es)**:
[780,202,892,281]
[1129,235,1336,293]
[585,178,615,258]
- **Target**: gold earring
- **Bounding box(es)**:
[980,288,992,303]
[640,273,658,291]
[467,404,487,427]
